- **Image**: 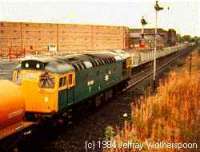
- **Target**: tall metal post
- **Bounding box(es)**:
[153,9,158,90]
[141,25,144,36]
[141,25,144,47]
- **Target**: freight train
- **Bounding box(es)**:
[10,44,189,119]
[0,43,194,151]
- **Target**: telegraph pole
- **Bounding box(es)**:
[153,0,163,90]
[153,10,158,90]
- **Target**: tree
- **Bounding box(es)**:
[182,35,192,42]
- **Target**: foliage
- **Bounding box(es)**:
[177,34,200,44]
[105,126,115,140]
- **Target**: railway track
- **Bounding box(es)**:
[15,46,195,152]
[124,47,192,91]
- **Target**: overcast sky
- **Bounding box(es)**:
[0,0,199,36]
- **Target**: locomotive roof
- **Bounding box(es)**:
[21,56,56,63]
[20,56,74,74]
[19,52,120,73]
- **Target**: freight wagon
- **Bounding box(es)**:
[0,80,34,151]
[129,44,188,67]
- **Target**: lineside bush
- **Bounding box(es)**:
[104,52,200,152]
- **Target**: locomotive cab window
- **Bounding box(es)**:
[59,77,67,88]
[13,70,22,85]
[68,74,73,85]
[67,72,75,88]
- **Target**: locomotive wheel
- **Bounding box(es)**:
[104,89,113,102]
[93,93,104,108]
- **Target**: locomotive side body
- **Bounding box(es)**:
[58,60,123,112]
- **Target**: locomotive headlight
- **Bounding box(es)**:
[25,63,29,68]
[36,63,40,69]
[44,96,49,103]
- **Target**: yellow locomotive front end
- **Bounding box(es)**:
[13,58,59,115]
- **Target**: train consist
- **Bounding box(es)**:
[0,43,195,150]
[130,44,188,66]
